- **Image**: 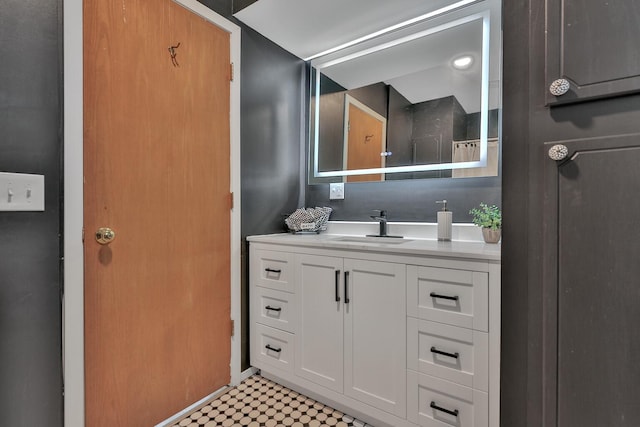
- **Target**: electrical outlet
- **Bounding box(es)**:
[0,172,45,211]
[329,182,345,200]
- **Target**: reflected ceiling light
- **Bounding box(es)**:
[452,55,474,69]
[304,0,482,61]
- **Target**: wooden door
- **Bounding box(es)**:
[343,259,406,417]
[545,0,640,105]
[83,0,231,425]
[345,98,386,182]
[295,254,344,392]
[543,134,640,426]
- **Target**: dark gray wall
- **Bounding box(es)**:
[237,26,305,369]
[232,0,258,14]
[500,1,531,424]
[314,74,347,175]
[238,25,305,233]
[306,175,500,223]
[386,86,414,171]
[0,0,63,425]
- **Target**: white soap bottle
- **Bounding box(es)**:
[436,200,452,241]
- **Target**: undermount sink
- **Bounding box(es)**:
[333,236,412,244]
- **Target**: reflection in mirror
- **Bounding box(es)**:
[309,6,500,183]
[343,95,387,182]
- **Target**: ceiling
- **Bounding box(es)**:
[234,0,476,59]
[234,0,500,113]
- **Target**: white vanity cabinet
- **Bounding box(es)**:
[249,235,500,427]
[406,264,496,427]
[251,249,297,373]
[296,254,406,417]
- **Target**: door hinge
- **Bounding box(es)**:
[82,227,85,243]
[229,192,234,210]
[230,319,235,337]
[230,62,234,81]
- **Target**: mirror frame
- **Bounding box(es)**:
[310,10,492,179]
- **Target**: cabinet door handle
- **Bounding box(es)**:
[549,78,570,96]
[430,292,459,302]
[265,305,281,312]
[344,271,350,304]
[430,346,460,359]
[335,270,341,302]
[430,401,459,417]
[548,144,569,161]
[265,268,282,273]
[265,344,281,353]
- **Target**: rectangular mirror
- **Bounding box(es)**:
[309,3,500,183]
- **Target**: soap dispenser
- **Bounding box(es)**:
[436,200,452,241]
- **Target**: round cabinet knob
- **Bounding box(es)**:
[549,78,570,96]
[548,144,569,161]
[95,227,116,245]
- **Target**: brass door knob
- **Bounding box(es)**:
[96,227,116,245]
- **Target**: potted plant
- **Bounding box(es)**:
[469,203,502,243]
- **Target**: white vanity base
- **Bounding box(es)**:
[248,233,500,427]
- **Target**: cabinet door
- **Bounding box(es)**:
[543,134,640,426]
[546,0,640,105]
[343,259,407,418]
[295,254,344,392]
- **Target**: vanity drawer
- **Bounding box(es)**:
[253,249,295,293]
[254,286,296,333]
[407,265,488,332]
[253,324,295,373]
[407,371,488,427]
[408,318,488,391]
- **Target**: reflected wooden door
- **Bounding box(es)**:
[345,98,386,182]
[83,0,231,425]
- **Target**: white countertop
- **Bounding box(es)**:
[247,232,501,262]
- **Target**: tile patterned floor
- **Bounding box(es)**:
[172,374,373,427]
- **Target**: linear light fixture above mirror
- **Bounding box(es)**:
[234,0,485,60]
[303,0,484,61]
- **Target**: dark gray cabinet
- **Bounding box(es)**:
[543,134,640,426]
[502,0,640,426]
[545,0,640,105]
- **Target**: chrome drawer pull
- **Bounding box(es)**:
[430,346,460,359]
[430,292,459,301]
[265,344,281,353]
[265,305,281,312]
[265,268,282,273]
[430,401,459,417]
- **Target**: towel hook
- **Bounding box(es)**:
[168,42,181,67]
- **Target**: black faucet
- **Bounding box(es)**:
[370,210,388,236]
[367,210,403,238]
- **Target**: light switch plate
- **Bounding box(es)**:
[0,172,45,211]
[329,182,345,200]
